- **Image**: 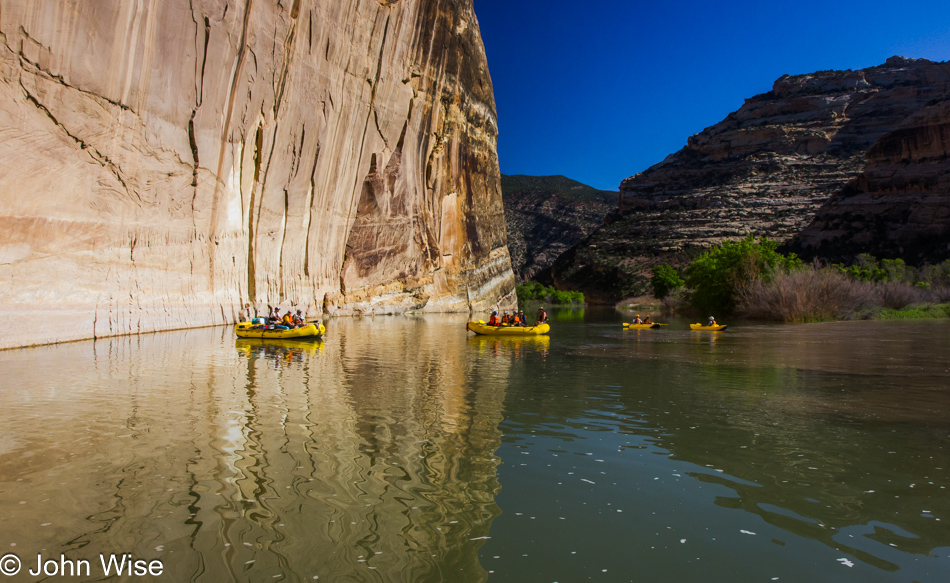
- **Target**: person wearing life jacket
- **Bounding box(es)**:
[518,310,527,326]
[501,311,510,325]
[488,311,500,326]
[705,316,717,326]
[282,310,296,328]
[536,306,548,326]
[643,315,652,324]
[633,314,643,324]
[292,309,305,327]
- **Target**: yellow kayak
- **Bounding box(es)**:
[690,323,727,331]
[467,321,550,336]
[623,322,660,329]
[234,322,326,339]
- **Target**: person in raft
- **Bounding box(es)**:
[632,314,643,324]
[292,309,305,327]
[488,311,500,326]
[518,310,527,326]
[536,306,548,326]
[268,307,282,325]
[643,315,652,324]
[705,316,717,326]
[282,310,297,328]
[501,311,511,325]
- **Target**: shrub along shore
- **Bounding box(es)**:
[516,281,585,307]
[652,235,950,323]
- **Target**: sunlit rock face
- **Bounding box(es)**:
[791,98,950,263]
[543,57,950,302]
[0,0,515,349]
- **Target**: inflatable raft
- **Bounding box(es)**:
[234,322,326,339]
[466,321,550,336]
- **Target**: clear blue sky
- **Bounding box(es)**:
[473,0,950,191]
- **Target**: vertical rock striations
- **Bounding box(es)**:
[0,0,515,349]
[544,57,950,302]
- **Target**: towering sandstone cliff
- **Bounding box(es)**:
[0,0,515,349]
[543,57,950,302]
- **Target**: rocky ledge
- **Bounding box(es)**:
[501,175,617,281]
[544,57,950,302]
[790,96,950,263]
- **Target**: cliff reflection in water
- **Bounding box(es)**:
[0,316,510,582]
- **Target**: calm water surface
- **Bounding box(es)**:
[1,310,949,582]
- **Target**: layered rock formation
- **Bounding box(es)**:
[544,57,950,302]
[501,174,617,281]
[790,97,950,263]
[0,0,515,349]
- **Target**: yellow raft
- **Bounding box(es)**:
[690,323,727,331]
[623,322,660,329]
[234,322,326,340]
[466,321,550,336]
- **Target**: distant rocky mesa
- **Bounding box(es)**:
[0,0,516,349]
[501,174,617,282]
[544,57,950,303]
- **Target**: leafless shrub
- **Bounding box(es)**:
[737,268,877,322]
[934,286,950,303]
[874,282,932,310]
[661,289,687,314]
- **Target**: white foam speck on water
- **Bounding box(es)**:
[865,490,875,493]
[680,539,686,544]
[581,479,595,484]
[673,474,681,477]
[771,578,779,581]
[470,537,491,540]
[740,530,756,535]
[40,523,50,526]
[244,542,253,547]
[245,560,255,564]
[155,545,164,552]
[837,558,854,567]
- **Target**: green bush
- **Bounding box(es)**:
[515,282,585,306]
[651,264,684,299]
[684,234,801,315]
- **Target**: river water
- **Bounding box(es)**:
[1,310,948,582]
